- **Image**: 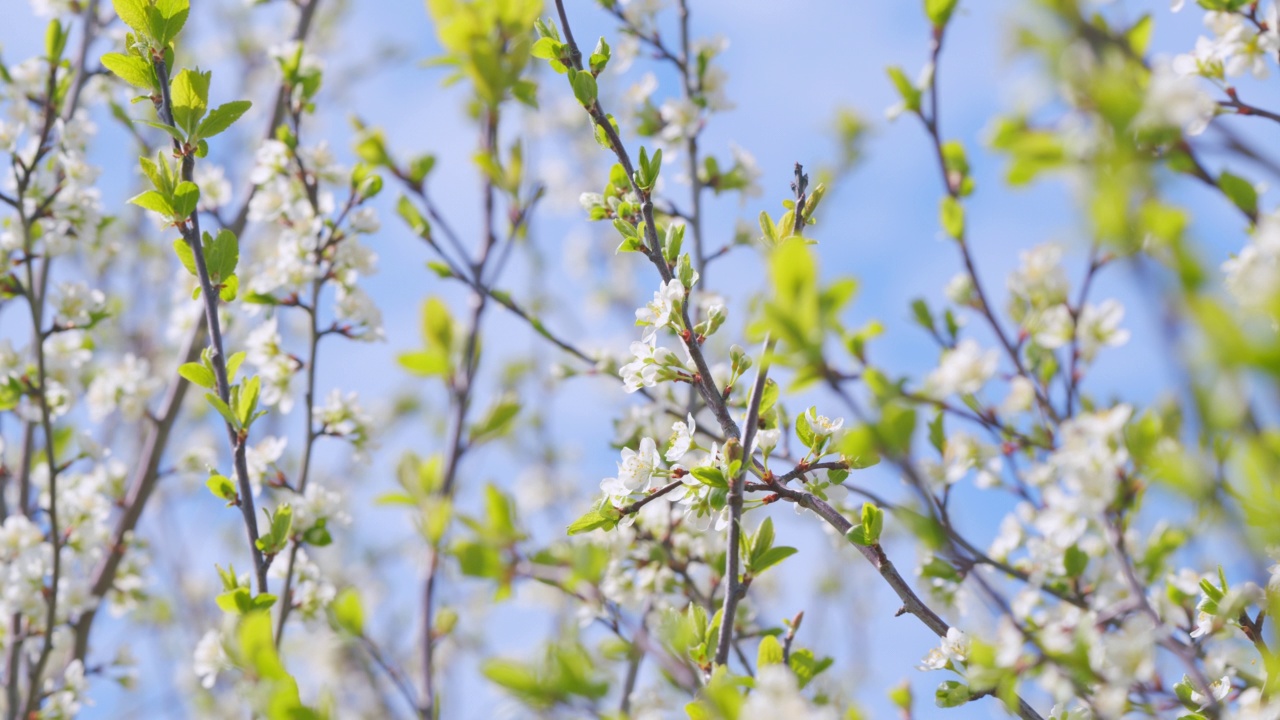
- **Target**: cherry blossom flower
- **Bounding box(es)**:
[635,278,686,341]
[923,339,998,398]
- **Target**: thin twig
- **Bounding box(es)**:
[714,335,773,667]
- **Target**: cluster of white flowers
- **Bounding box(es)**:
[293,482,352,532]
[316,389,374,460]
[1034,300,1131,362]
[739,665,837,720]
[244,137,384,342]
[618,336,692,393]
[245,318,298,412]
[922,338,998,398]
[923,432,1002,489]
[600,437,662,503]
[1008,242,1069,328]
[1224,211,1280,317]
[1136,61,1217,136]
[192,628,230,690]
[85,354,162,423]
[1172,5,1279,79]
[0,515,52,619]
[635,278,687,341]
[267,548,336,620]
[246,435,288,496]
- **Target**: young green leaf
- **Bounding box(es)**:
[330,588,364,635]
[567,504,622,535]
[101,52,155,89]
[205,474,238,505]
[179,362,216,389]
[169,67,210,135]
[171,181,199,220]
[197,100,252,139]
[111,0,150,36]
[940,196,964,239]
[757,635,784,667]
[129,190,173,217]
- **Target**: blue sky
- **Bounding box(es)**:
[5,0,1277,717]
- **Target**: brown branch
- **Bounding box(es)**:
[71,0,323,665]
[714,336,773,667]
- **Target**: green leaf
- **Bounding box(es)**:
[1064,544,1088,578]
[169,67,210,135]
[205,392,238,429]
[197,100,251,139]
[171,181,199,220]
[1219,171,1258,218]
[757,635,784,667]
[860,503,885,545]
[839,425,882,469]
[204,229,239,284]
[789,649,833,689]
[796,407,817,449]
[530,37,561,61]
[101,52,155,89]
[925,0,960,27]
[111,0,150,35]
[569,68,597,106]
[129,190,173,217]
[237,610,287,681]
[408,155,437,184]
[215,587,251,614]
[136,119,187,145]
[147,0,190,46]
[469,397,521,444]
[330,587,364,635]
[237,376,261,428]
[690,466,728,489]
[879,402,917,455]
[398,350,450,377]
[940,196,964,238]
[750,516,775,565]
[589,37,611,75]
[171,237,197,275]
[397,195,431,236]
[751,546,797,573]
[936,680,971,708]
[846,525,874,546]
[911,297,936,333]
[205,473,237,503]
[179,362,216,389]
[218,274,239,302]
[256,504,293,555]
[226,351,246,381]
[567,504,622,535]
[886,66,922,114]
[303,518,332,546]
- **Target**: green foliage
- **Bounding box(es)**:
[940,196,965,239]
[255,503,293,557]
[205,473,238,506]
[566,502,622,535]
[844,503,885,546]
[427,0,540,107]
[329,588,364,636]
[936,680,971,708]
[743,517,798,576]
[482,639,609,711]
[111,0,190,47]
[399,297,457,378]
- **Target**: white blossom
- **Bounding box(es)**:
[923,339,998,398]
[635,279,686,341]
[192,630,229,689]
[665,413,696,462]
